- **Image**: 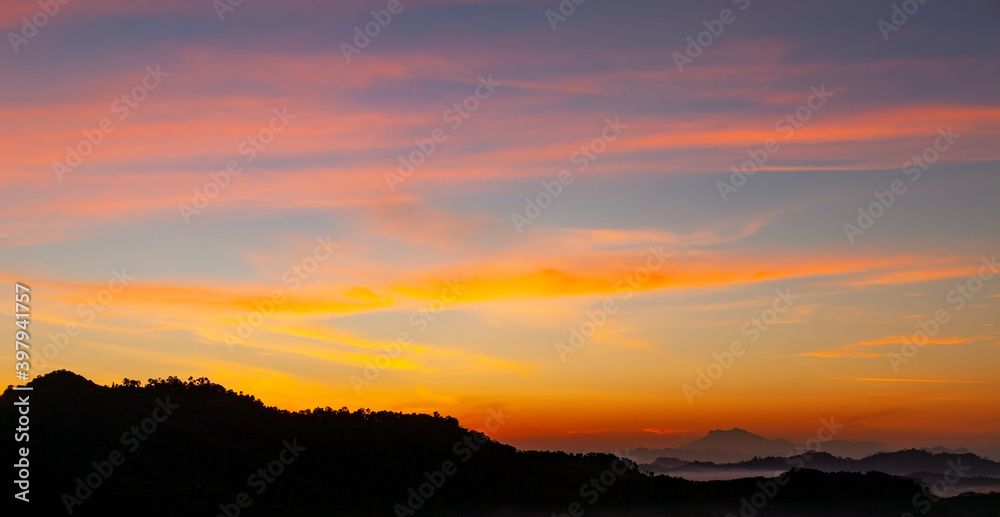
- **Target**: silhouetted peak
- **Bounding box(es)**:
[26,369,99,391]
[708,427,752,435]
[679,427,794,453]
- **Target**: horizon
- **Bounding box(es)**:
[14,369,1000,461]
[3,0,1000,468]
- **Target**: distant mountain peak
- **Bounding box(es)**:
[678,428,793,453]
[708,427,754,435]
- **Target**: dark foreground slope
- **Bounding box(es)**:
[3,371,998,517]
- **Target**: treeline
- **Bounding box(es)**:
[3,370,999,517]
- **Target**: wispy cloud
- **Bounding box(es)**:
[642,428,691,435]
[795,335,978,359]
[566,429,614,435]
[852,378,991,385]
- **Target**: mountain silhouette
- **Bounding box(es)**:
[3,371,999,516]
[638,448,1000,497]
[679,427,797,453]
[630,428,887,464]
[922,445,973,455]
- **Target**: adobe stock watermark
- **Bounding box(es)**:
[544,0,588,31]
[555,245,671,363]
[843,127,959,243]
[51,65,169,182]
[6,0,73,54]
[511,116,627,233]
[341,0,413,62]
[683,287,799,404]
[350,279,467,393]
[34,269,136,369]
[673,0,751,73]
[717,84,834,201]
[213,439,307,517]
[385,74,501,192]
[179,107,295,223]
[551,457,631,517]
[223,236,339,351]
[212,0,241,21]
[61,398,179,514]
[392,407,510,516]
[726,417,843,517]
[902,458,971,517]
[887,254,997,371]
[878,0,930,41]
[12,390,30,502]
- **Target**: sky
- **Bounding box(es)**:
[2,0,999,456]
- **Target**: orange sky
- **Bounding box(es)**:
[2,0,999,456]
